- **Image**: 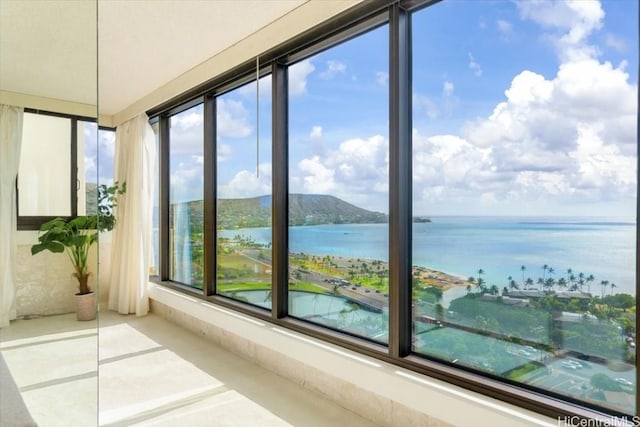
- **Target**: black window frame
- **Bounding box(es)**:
[148,0,639,423]
[17,109,98,230]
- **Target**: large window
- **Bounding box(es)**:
[169,104,204,288]
[216,76,273,306]
[411,0,637,415]
[18,112,98,228]
[18,113,72,217]
[154,0,637,420]
[287,25,390,342]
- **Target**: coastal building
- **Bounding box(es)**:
[1,0,637,426]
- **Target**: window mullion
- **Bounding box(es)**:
[71,119,78,217]
[388,3,412,359]
[203,94,216,297]
[272,60,289,319]
[159,115,170,281]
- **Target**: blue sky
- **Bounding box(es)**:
[89,0,638,217]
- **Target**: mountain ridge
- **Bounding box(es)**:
[217,193,389,228]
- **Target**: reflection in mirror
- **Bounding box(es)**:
[0,1,98,426]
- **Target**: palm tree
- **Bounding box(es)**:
[577,272,585,292]
[557,278,567,291]
[521,265,526,287]
[586,274,595,294]
[600,280,609,298]
[477,278,486,293]
[525,278,534,289]
[610,283,616,295]
[541,264,549,281]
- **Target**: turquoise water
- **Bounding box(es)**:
[218,216,636,295]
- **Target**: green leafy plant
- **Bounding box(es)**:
[31,182,126,295]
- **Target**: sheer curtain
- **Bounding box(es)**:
[0,105,23,327]
[108,114,156,316]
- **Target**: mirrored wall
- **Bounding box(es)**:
[0,1,98,425]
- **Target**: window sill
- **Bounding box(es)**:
[148,283,557,426]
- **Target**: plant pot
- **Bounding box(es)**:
[74,292,96,321]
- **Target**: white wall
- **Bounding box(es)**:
[15,231,94,316]
[14,231,115,317]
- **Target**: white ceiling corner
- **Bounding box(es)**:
[0,0,97,108]
[98,0,306,117]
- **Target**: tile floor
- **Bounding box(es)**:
[0,310,379,427]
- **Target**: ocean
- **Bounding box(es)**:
[217,216,637,296]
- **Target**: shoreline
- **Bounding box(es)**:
[289,252,468,293]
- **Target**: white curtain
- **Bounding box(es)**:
[0,105,23,328]
[108,114,155,316]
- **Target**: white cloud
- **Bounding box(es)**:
[170,162,203,204]
[310,126,323,140]
[297,156,337,194]
[218,164,272,198]
[468,52,483,77]
[413,93,439,119]
[171,110,202,129]
[236,75,273,98]
[99,128,115,158]
[412,0,635,215]
[169,107,203,155]
[569,123,635,190]
[217,143,232,161]
[291,135,389,211]
[413,82,456,121]
[217,98,252,138]
[496,19,513,37]
[320,60,347,80]
[517,0,604,61]
[413,53,637,215]
[605,33,626,52]
[289,59,315,95]
[376,71,389,86]
[443,81,454,97]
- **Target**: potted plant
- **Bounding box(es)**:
[31,182,126,320]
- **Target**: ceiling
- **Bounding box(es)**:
[0,1,97,107]
[97,0,306,116]
[1,0,307,116]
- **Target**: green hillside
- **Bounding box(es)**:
[216,194,388,229]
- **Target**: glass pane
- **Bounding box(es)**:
[18,113,71,216]
[169,104,204,288]
[80,121,100,215]
[288,26,389,342]
[411,0,637,415]
[216,76,273,307]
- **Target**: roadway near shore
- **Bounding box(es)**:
[280,252,467,311]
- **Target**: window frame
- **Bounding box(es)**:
[17,109,97,230]
[148,0,639,422]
